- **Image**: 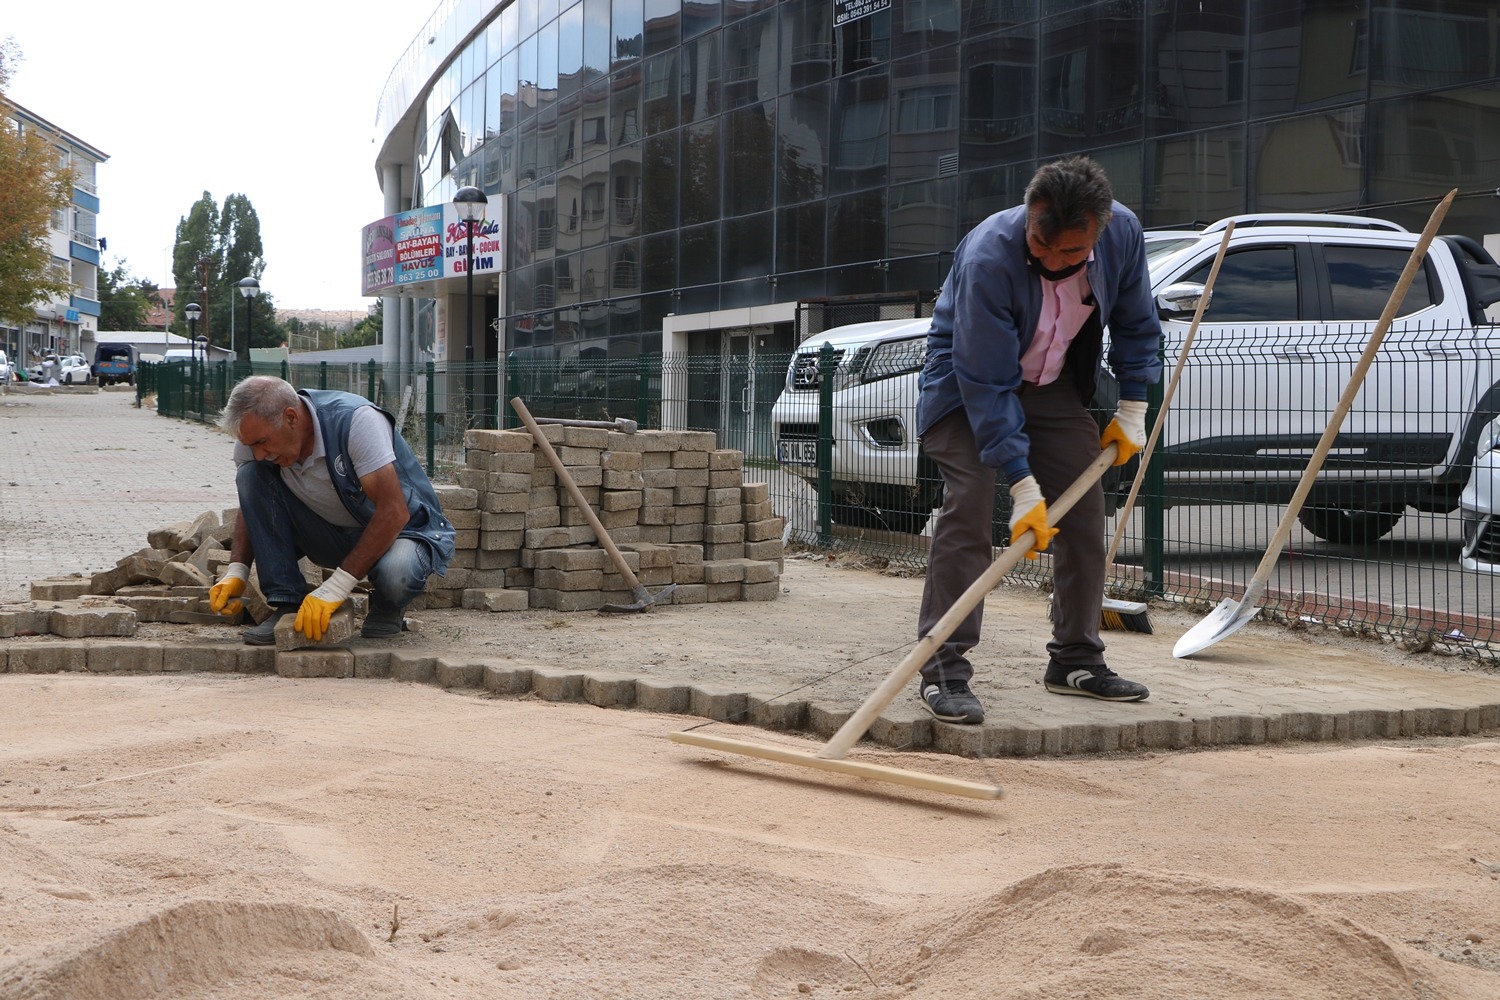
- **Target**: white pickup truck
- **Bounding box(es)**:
[771,215,1500,542]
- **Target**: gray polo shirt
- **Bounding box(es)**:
[233,397,395,527]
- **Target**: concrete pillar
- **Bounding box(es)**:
[381,162,404,397]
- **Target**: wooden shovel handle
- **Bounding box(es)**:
[1105,223,1235,567]
[1240,188,1457,606]
[511,396,646,591]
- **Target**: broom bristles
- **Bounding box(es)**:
[1047,595,1155,634]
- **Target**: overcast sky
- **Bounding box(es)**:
[4,0,440,311]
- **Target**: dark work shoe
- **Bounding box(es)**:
[1044,662,1149,702]
[360,606,410,639]
[919,679,985,724]
[243,605,298,647]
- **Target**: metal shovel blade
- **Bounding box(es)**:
[600,583,678,614]
[1172,596,1262,658]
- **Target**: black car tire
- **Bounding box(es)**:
[1295,506,1403,545]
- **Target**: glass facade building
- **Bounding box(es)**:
[372,0,1500,387]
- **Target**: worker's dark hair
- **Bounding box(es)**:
[218,375,300,437]
[1024,156,1114,242]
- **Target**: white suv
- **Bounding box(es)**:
[769,319,935,533]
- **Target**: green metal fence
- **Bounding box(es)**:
[140,339,1500,660]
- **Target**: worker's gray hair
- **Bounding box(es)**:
[1024,156,1115,242]
[218,376,300,437]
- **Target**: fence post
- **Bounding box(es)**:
[425,360,436,476]
[280,359,289,383]
[502,354,517,429]
[319,361,328,390]
[1141,367,1167,596]
[367,359,377,401]
[817,342,836,546]
[636,354,649,428]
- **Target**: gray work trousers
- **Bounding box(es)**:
[917,379,1107,685]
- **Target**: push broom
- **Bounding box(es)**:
[670,445,1120,800]
[1095,223,1234,633]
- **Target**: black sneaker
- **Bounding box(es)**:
[1044,663,1149,702]
[242,605,298,647]
[919,679,985,724]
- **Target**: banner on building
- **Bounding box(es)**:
[834,0,890,27]
[361,197,505,295]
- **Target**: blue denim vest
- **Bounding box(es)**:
[300,389,455,575]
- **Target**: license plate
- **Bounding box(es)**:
[777,439,817,465]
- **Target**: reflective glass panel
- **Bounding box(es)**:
[1249,0,1363,117]
[613,0,645,67]
[777,84,829,206]
[778,0,832,94]
[1039,2,1144,155]
[830,72,888,196]
[680,118,722,226]
[1144,124,1245,226]
[960,26,1036,170]
[1370,0,1495,97]
[1368,89,1500,204]
[724,101,775,216]
[1250,110,1363,214]
[891,47,958,184]
[642,131,680,231]
[643,51,680,134]
[1147,1,1245,137]
[644,0,682,56]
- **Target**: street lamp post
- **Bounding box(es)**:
[453,185,486,427]
[237,277,260,363]
[196,335,210,416]
[185,302,202,416]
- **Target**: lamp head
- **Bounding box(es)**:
[453,185,486,222]
[185,302,202,322]
[238,277,261,299]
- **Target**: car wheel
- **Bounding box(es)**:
[828,485,937,535]
[1295,507,1403,545]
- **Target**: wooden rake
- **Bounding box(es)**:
[671,446,1120,799]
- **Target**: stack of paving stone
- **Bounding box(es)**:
[426,424,785,612]
[12,510,252,638]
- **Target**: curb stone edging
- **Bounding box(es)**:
[4,638,1499,758]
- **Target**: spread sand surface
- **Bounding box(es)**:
[5,561,1500,999]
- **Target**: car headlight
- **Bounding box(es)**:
[848,337,926,387]
[1478,418,1500,458]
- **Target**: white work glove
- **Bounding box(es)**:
[1007,476,1058,560]
[294,568,358,641]
[209,562,250,616]
[1100,399,1148,467]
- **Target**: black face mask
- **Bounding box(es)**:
[1026,250,1088,282]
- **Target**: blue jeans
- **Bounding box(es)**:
[236,462,434,613]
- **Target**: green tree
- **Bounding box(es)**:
[338,301,382,349]
[0,42,75,326]
[96,258,158,331]
[171,191,274,359]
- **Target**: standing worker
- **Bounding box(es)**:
[914,156,1162,724]
[208,376,455,644]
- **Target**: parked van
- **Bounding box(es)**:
[92,343,137,386]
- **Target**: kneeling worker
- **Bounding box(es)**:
[209,375,455,644]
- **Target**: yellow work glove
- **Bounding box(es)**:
[294,568,358,641]
[209,562,249,616]
[1100,399,1148,467]
[1007,475,1058,559]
